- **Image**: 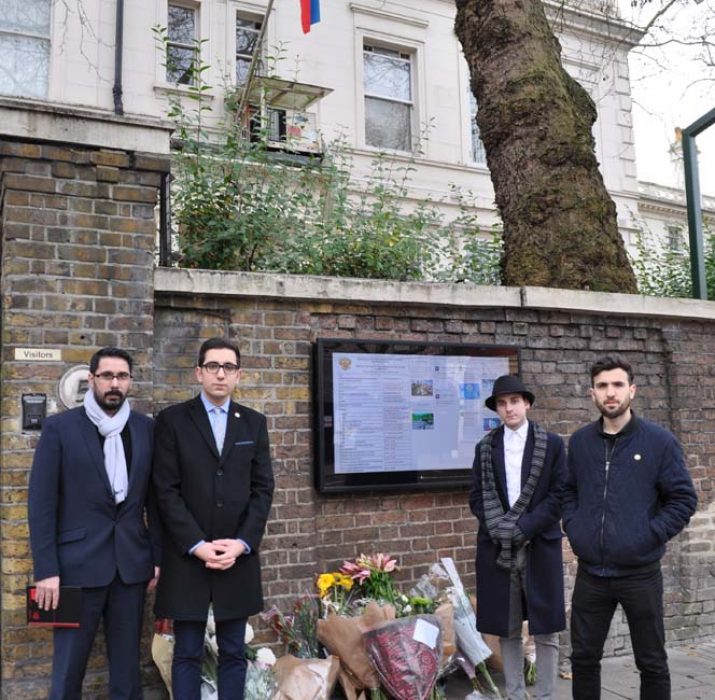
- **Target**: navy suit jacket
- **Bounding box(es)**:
[29,406,160,587]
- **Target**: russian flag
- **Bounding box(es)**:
[300,0,320,34]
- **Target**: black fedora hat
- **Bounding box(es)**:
[485,375,536,412]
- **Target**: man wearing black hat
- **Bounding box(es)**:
[470,375,566,700]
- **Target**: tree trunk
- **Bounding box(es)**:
[455,0,638,293]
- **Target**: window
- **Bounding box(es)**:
[236,15,262,86]
[166,4,197,85]
[667,225,684,253]
[468,92,487,165]
[249,106,286,143]
[363,44,413,152]
[0,0,51,98]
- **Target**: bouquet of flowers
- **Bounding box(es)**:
[316,602,389,694]
[316,571,355,615]
[262,595,321,659]
[363,614,442,700]
[439,558,500,698]
[273,654,341,700]
[152,618,174,699]
[245,647,279,700]
[341,553,399,604]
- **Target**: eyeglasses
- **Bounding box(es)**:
[93,372,132,382]
[201,362,239,375]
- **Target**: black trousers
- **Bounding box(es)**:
[50,576,146,700]
[570,566,669,700]
[172,617,247,700]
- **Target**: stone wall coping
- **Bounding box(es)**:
[0,97,173,154]
[155,267,715,320]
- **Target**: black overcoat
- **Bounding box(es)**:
[469,423,566,637]
[153,396,274,622]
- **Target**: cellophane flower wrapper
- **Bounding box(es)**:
[272,654,340,700]
[316,601,394,691]
[244,660,278,700]
[362,614,442,700]
[447,587,492,668]
[409,563,453,602]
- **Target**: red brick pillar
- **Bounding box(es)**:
[0,129,170,698]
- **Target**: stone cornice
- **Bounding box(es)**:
[0,97,173,154]
[155,268,715,321]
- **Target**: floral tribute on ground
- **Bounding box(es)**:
[152,555,505,699]
[263,554,503,700]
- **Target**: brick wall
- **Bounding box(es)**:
[0,135,169,699]
[153,275,715,663]
[3,166,715,699]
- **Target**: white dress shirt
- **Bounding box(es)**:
[504,420,529,508]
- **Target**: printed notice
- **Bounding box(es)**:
[332,352,509,474]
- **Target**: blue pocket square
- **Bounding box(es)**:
[234,440,254,446]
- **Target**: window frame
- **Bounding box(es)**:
[166,2,199,86]
[235,11,263,87]
[0,0,52,99]
[362,41,416,153]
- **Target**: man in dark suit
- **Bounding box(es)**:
[153,337,274,700]
[29,347,159,700]
[469,375,566,700]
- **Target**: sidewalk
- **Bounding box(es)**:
[443,640,715,699]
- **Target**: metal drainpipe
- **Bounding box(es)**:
[113,0,125,115]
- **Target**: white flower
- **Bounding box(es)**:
[244,622,255,644]
[206,634,218,657]
[255,647,277,667]
[403,605,412,614]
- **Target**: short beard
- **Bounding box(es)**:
[595,396,631,420]
[94,387,126,413]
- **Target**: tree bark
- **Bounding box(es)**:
[455,0,638,292]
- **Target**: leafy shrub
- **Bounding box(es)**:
[155,28,501,284]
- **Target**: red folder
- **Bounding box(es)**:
[27,585,82,628]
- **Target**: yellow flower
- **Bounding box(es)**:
[335,574,354,591]
[316,573,336,597]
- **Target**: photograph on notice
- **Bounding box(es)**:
[412,412,435,430]
[411,380,434,397]
[459,383,480,400]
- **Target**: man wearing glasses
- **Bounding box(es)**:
[29,347,160,699]
[153,337,274,700]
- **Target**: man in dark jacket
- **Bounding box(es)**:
[153,337,274,700]
[470,375,566,700]
[563,356,697,700]
[29,347,159,699]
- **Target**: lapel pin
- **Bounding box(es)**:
[634,454,641,461]
[235,411,241,418]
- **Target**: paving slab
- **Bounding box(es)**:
[442,640,715,700]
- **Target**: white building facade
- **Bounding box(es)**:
[1,0,711,263]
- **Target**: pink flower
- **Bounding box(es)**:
[340,557,371,584]
[370,553,398,573]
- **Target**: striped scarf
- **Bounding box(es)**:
[479,422,548,571]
